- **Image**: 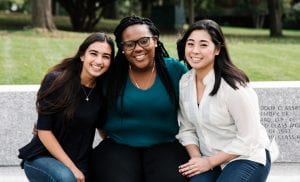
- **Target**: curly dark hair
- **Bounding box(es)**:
[107,15,178,112]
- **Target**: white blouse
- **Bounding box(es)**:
[177,69,272,166]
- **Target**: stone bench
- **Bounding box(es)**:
[0,82,300,181]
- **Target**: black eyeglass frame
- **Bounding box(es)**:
[121,36,157,51]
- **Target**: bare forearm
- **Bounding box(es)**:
[185,144,202,158]
[207,151,239,168]
[179,147,239,177]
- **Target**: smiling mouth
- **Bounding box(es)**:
[190,57,202,62]
[135,54,145,61]
[91,63,103,71]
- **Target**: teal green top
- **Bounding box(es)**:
[103,57,187,147]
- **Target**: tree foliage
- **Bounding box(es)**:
[56,0,116,31]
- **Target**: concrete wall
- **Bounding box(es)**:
[0,82,300,182]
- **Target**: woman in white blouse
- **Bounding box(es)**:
[176,19,277,182]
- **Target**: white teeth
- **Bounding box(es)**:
[191,57,201,61]
[91,64,102,70]
[135,54,145,61]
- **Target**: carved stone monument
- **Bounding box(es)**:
[253,81,300,162]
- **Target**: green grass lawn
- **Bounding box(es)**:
[0,13,300,84]
[161,27,300,82]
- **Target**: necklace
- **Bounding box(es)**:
[81,86,94,101]
[129,62,155,89]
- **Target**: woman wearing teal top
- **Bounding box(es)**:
[91,15,189,182]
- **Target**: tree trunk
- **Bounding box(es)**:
[188,0,194,25]
[32,0,56,31]
[252,14,265,28]
[267,0,282,37]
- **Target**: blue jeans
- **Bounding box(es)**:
[24,156,76,182]
[190,150,271,182]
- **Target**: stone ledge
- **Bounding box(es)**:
[268,163,300,182]
[0,83,300,180]
[0,163,299,182]
[0,166,27,182]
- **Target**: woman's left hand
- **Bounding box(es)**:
[178,156,212,178]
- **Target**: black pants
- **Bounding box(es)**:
[90,138,189,182]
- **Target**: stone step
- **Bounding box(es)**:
[0,166,26,182]
[268,163,300,182]
[0,163,299,182]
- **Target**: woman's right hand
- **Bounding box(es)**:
[69,166,85,182]
[38,130,85,182]
[179,156,212,178]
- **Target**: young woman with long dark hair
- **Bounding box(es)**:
[18,32,114,182]
[176,19,278,182]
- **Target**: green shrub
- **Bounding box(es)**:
[284,2,300,29]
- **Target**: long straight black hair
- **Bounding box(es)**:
[177,19,249,96]
[36,32,115,122]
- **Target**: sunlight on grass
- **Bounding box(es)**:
[230,43,300,80]
[0,13,300,83]
[0,30,89,84]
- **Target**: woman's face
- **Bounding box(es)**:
[185,30,220,73]
[80,41,112,80]
[121,24,157,71]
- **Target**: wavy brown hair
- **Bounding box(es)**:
[36,32,114,123]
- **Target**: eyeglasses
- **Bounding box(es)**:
[121,37,155,51]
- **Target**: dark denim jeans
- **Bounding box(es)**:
[190,150,271,182]
[24,156,76,182]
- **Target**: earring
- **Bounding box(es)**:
[122,51,124,54]
[155,44,158,47]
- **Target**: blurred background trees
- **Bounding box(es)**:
[1,0,299,37]
[55,0,116,31]
[31,0,56,31]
